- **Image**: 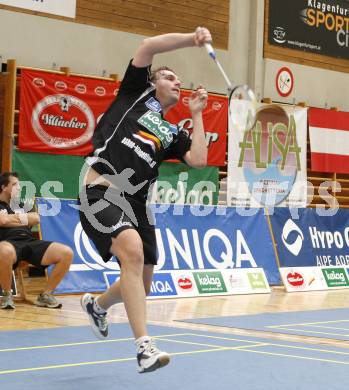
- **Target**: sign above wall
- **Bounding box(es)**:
[0,0,76,18]
[276,67,294,97]
[268,0,349,60]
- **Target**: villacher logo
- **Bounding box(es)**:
[31,94,95,149]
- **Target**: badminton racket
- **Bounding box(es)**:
[204,43,258,131]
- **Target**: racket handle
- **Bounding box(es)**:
[204,43,216,60]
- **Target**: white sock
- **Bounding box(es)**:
[135,336,151,349]
[93,297,107,314]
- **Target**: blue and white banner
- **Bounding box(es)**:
[104,269,270,299]
[36,198,280,293]
[270,208,349,268]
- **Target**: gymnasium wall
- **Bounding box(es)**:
[1,1,349,109]
[263,58,349,110]
[0,8,231,94]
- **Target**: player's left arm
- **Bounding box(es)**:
[183,86,208,168]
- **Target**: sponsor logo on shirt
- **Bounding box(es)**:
[137,110,174,149]
[121,137,156,168]
[132,130,161,152]
[145,97,162,113]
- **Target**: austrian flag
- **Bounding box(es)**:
[309,108,349,174]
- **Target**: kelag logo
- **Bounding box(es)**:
[149,273,177,297]
[322,268,349,288]
[193,271,227,294]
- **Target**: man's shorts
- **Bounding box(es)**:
[78,185,157,265]
[4,238,53,270]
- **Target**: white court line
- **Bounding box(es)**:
[1,332,349,375]
[0,333,191,353]
[266,327,349,337]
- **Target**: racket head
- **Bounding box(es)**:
[228,85,258,132]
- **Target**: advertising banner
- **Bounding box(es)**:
[149,161,220,205]
[268,0,349,60]
[0,0,76,18]
[18,69,119,155]
[104,268,270,299]
[309,107,349,174]
[18,71,226,165]
[270,207,349,268]
[36,198,280,294]
[280,266,349,292]
[13,149,84,199]
[227,103,307,207]
[166,90,228,166]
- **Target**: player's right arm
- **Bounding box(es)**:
[132,27,212,68]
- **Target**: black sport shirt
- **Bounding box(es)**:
[86,61,191,202]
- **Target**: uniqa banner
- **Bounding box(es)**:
[165,89,228,166]
[269,207,349,268]
[0,0,77,18]
[18,69,120,155]
[36,198,280,293]
[227,103,307,208]
[268,0,349,60]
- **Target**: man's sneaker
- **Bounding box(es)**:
[35,293,62,309]
[137,339,170,373]
[80,293,108,339]
[1,292,15,310]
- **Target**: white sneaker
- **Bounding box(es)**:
[1,292,15,310]
[137,339,170,373]
[80,293,108,339]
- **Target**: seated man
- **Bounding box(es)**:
[0,172,73,309]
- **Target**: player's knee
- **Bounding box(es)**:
[60,246,73,268]
[0,245,16,265]
[121,245,144,270]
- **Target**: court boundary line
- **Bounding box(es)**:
[2,331,349,375]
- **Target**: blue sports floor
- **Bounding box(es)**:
[1,323,349,390]
[182,308,349,341]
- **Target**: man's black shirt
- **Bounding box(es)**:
[86,61,191,202]
[0,201,34,241]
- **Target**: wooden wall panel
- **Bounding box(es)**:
[0,0,229,49]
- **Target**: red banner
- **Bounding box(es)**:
[166,90,228,166]
[309,107,349,174]
[18,69,119,155]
